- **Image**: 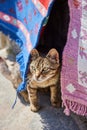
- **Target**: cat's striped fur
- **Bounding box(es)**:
[27,48,61,112]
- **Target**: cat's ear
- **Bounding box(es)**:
[46,48,59,63]
[30,49,39,60]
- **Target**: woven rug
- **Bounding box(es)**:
[61,0,87,116]
[0,0,53,92]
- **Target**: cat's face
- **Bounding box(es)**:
[29,49,60,82]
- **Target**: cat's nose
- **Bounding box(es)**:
[35,71,40,78]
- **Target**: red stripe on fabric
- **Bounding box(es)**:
[39,0,51,9]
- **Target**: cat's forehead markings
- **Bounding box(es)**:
[39,58,44,66]
[35,57,43,68]
[44,58,49,64]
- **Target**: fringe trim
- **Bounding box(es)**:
[16,51,25,79]
[16,51,28,92]
[63,99,87,116]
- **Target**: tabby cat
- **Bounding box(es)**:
[27,48,61,112]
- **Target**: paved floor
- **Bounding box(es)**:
[0,73,87,130]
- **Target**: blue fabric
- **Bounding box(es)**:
[0,0,53,92]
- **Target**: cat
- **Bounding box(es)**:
[26,48,61,112]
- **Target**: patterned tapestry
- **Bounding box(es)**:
[61,0,87,116]
[0,0,53,92]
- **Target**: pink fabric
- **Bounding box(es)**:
[61,0,87,116]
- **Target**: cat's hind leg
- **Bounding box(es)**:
[50,86,61,108]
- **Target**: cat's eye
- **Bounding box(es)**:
[42,68,49,73]
[31,66,36,71]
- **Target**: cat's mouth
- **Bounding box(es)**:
[33,75,54,82]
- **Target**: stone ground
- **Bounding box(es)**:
[0,73,87,130]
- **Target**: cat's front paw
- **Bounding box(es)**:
[30,105,40,112]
